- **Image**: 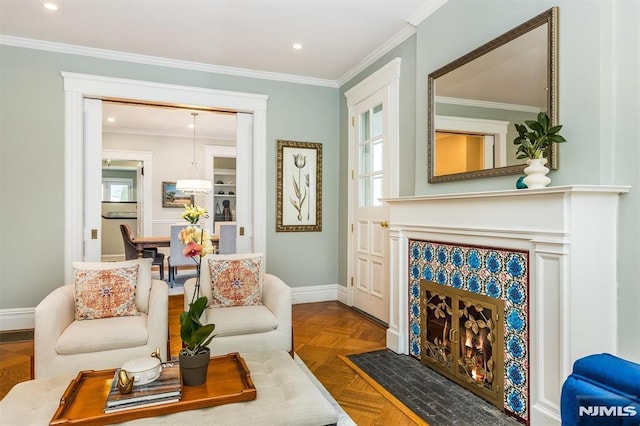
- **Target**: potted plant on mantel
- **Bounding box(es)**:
[513,112,567,189]
[178,205,216,386]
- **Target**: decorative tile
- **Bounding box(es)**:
[408,239,529,424]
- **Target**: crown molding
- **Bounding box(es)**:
[435,96,541,114]
[337,0,449,87]
[0,35,339,88]
[407,0,450,26]
[337,25,415,87]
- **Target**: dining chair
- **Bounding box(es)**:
[167,225,198,287]
[119,224,165,281]
[217,223,237,254]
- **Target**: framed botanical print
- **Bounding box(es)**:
[276,140,322,232]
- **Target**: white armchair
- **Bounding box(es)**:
[184,272,292,356]
[34,259,169,379]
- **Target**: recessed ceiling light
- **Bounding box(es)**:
[43,2,58,11]
[106,117,115,123]
[292,43,303,50]
[188,123,195,129]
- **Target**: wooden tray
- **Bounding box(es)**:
[50,352,256,425]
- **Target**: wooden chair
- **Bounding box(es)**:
[119,224,165,281]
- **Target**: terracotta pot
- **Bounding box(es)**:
[179,347,210,386]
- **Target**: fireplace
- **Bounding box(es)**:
[409,240,529,421]
[384,186,629,425]
[420,279,505,410]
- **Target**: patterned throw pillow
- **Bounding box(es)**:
[74,265,140,320]
[207,255,262,307]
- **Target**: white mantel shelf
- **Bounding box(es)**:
[383,184,630,425]
[382,184,630,202]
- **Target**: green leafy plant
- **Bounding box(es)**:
[179,296,215,356]
[513,112,567,160]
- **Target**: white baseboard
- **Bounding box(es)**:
[1,284,350,331]
[0,308,35,331]
[336,284,349,305]
[291,283,343,305]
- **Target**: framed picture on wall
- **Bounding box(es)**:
[276,140,322,232]
[162,181,194,208]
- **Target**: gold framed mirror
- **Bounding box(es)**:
[427,7,558,183]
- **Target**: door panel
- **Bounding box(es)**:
[351,87,390,323]
[84,98,103,261]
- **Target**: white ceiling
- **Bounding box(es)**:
[1,0,439,137]
[0,0,434,83]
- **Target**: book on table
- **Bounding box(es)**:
[104,361,181,412]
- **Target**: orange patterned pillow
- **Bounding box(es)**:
[74,265,140,320]
[207,256,262,307]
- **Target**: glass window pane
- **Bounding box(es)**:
[359,177,370,207]
[372,104,383,138]
[359,142,370,174]
[372,175,383,206]
[372,141,383,172]
[360,111,370,142]
[110,184,129,202]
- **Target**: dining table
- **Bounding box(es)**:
[130,234,219,258]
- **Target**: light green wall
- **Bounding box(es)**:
[0,45,339,309]
[338,0,639,359]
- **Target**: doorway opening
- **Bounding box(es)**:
[62,72,268,283]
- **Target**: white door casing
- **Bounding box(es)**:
[101,148,154,237]
[345,58,401,324]
[83,99,102,261]
[235,113,253,253]
[63,72,268,283]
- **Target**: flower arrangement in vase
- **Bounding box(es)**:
[513,112,567,189]
[177,205,216,386]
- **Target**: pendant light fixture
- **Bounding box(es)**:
[176,112,212,195]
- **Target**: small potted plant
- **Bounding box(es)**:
[179,296,215,386]
[513,112,567,189]
[177,205,215,386]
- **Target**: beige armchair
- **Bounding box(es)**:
[34,259,169,379]
[184,270,292,356]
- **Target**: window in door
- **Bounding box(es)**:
[358,104,384,207]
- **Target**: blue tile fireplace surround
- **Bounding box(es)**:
[409,239,530,423]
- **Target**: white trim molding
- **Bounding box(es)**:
[1,35,337,88]
[0,308,35,331]
[62,72,268,283]
[291,284,341,305]
[435,95,541,114]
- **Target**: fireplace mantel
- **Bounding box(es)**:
[384,185,630,425]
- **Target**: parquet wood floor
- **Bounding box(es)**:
[0,297,421,426]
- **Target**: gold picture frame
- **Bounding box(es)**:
[276,140,322,232]
[162,181,194,208]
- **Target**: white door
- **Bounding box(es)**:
[235,113,253,253]
[84,99,103,261]
[204,113,253,254]
[350,88,390,323]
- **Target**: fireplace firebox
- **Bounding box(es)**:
[420,279,505,409]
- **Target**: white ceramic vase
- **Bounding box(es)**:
[523,157,550,189]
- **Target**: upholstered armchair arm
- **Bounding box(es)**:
[147,279,169,361]
[34,285,75,378]
[262,273,292,343]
